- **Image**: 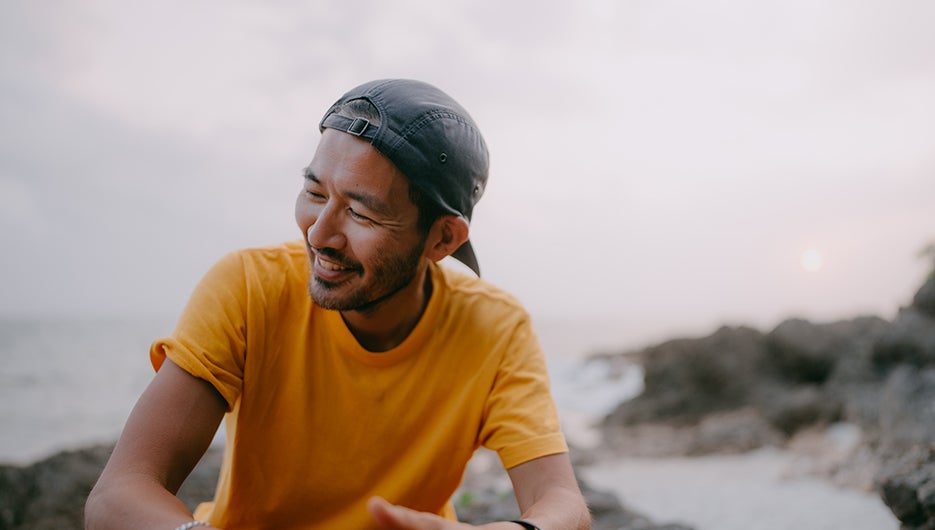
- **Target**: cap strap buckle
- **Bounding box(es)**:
[346,117,371,137]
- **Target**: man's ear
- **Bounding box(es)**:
[424,215,470,262]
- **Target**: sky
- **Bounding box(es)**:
[1,0,933,347]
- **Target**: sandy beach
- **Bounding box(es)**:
[580,448,898,530]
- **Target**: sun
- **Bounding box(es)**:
[800,249,824,273]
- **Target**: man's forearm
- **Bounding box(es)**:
[85,474,217,530]
[513,485,591,530]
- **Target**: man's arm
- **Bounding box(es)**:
[506,453,591,529]
[85,359,227,530]
[367,453,591,529]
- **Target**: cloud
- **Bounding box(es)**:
[0,175,41,229]
[1,0,933,327]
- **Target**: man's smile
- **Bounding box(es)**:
[316,255,352,272]
[307,244,363,285]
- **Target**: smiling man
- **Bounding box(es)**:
[86,79,591,530]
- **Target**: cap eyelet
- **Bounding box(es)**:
[439,153,448,163]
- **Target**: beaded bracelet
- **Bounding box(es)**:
[510,520,542,530]
[173,521,210,530]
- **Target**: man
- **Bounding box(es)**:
[86,79,590,530]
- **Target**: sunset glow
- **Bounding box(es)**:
[800,249,824,273]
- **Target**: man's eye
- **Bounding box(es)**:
[305,190,325,200]
[348,208,371,222]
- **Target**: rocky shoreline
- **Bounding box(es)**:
[2,274,933,529]
[0,443,686,530]
[592,273,935,529]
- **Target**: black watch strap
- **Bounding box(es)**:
[510,520,542,530]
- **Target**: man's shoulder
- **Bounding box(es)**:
[213,240,307,285]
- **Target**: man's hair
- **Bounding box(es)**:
[331,99,446,235]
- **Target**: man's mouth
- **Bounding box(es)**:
[317,255,353,272]
[309,247,362,284]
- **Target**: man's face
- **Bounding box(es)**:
[295,129,428,311]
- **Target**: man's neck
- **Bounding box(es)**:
[340,264,434,352]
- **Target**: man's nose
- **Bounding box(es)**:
[306,205,347,250]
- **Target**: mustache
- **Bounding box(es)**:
[309,245,364,273]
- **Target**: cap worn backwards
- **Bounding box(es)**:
[319,79,489,276]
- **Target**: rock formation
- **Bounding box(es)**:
[4,275,933,529]
[0,444,685,530]
[599,274,935,529]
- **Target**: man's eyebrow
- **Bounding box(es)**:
[302,167,320,182]
[302,167,392,217]
[346,190,392,217]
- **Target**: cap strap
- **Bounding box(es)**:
[320,113,379,140]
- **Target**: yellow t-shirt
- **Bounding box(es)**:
[150,240,567,529]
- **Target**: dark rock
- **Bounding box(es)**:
[809,318,888,436]
[3,442,692,530]
[875,446,935,528]
[601,321,872,446]
[767,317,888,383]
[592,275,935,527]
[603,326,768,427]
[767,318,843,383]
[873,309,935,368]
[599,408,784,458]
[878,367,935,453]
[758,385,843,435]
[920,480,935,519]
[454,450,695,529]
[581,480,695,530]
[454,486,521,524]
[0,445,221,530]
[914,276,935,317]
[0,444,112,530]
[823,332,886,432]
[880,477,927,526]
[685,408,785,456]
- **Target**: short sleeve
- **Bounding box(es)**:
[478,316,568,469]
[150,250,248,410]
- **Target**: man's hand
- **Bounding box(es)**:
[367,497,521,530]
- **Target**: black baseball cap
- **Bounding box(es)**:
[319,79,489,276]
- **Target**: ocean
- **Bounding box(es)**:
[0,316,643,465]
[1,317,899,529]
[0,317,175,464]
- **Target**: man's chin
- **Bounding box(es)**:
[309,292,347,311]
[309,277,356,310]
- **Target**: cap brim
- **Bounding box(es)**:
[450,239,480,277]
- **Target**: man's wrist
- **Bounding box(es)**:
[510,520,542,530]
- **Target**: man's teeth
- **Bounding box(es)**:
[318,257,348,271]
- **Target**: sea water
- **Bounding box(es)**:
[0,317,174,464]
[0,317,899,529]
[0,315,640,464]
